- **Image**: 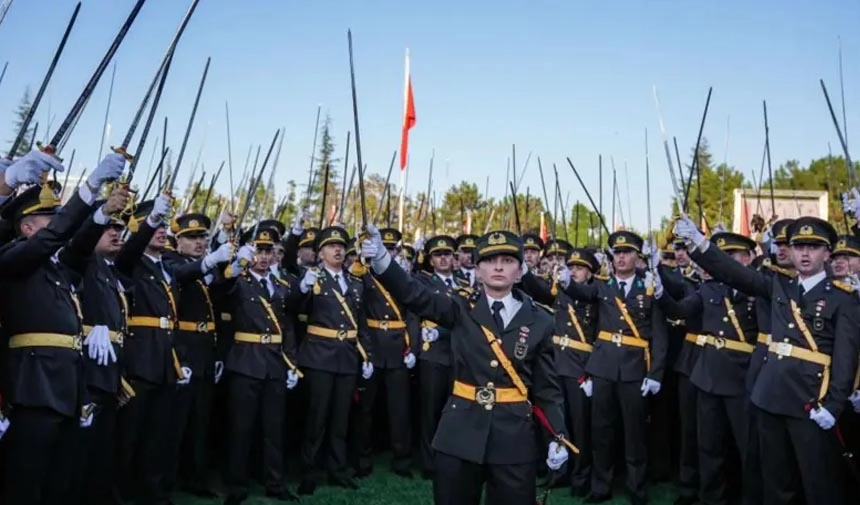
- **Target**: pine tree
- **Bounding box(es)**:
[8,87,34,157]
[309,114,340,227]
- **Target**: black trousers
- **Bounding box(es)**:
[115,380,174,505]
[4,406,78,505]
[433,451,536,505]
[352,366,412,472]
[648,369,679,482]
[165,376,214,491]
[758,407,847,504]
[63,391,118,505]
[301,369,356,481]
[419,361,453,473]
[561,376,591,491]
[591,378,648,500]
[677,374,699,499]
[225,373,286,500]
[697,390,752,505]
[744,402,763,504]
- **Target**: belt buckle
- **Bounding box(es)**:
[713,337,726,350]
[336,329,347,341]
[696,335,708,346]
[159,317,170,329]
[72,335,83,351]
[261,333,272,344]
[559,336,569,349]
[379,320,389,331]
[775,342,793,358]
[475,383,496,411]
[611,333,623,346]
[196,322,207,333]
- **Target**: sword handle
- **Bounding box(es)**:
[111,145,134,161]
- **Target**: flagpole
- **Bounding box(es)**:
[398,47,410,234]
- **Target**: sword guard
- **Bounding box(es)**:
[36,141,62,161]
[111,145,134,162]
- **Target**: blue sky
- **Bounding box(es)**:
[0,0,858,231]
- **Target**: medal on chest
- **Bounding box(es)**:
[514,326,529,360]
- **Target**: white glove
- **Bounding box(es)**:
[809,406,836,430]
[645,240,660,271]
[236,244,255,264]
[286,369,299,389]
[0,414,10,441]
[645,270,663,299]
[850,391,860,413]
[84,325,117,367]
[712,222,727,234]
[395,254,411,271]
[300,268,320,294]
[362,361,374,379]
[579,378,593,398]
[403,352,416,369]
[546,441,569,471]
[851,188,860,218]
[414,236,425,253]
[149,193,172,223]
[761,224,774,245]
[421,326,439,343]
[214,361,224,384]
[87,152,126,188]
[3,149,64,189]
[177,366,192,385]
[79,403,95,428]
[557,266,571,289]
[360,223,387,263]
[291,208,309,236]
[672,214,705,247]
[203,242,233,270]
[641,378,661,396]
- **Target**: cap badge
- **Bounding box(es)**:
[188,219,199,228]
[384,232,394,241]
[798,225,813,236]
[307,231,316,239]
[488,233,506,245]
[616,235,627,244]
[717,238,726,248]
[331,230,342,238]
[259,231,271,241]
[437,239,446,247]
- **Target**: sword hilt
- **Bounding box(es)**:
[111,145,134,162]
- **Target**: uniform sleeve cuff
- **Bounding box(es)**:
[78,183,96,205]
[371,253,392,274]
[147,215,163,228]
[92,206,110,225]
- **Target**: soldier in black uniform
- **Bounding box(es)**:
[830,234,860,280]
[352,227,419,478]
[58,189,133,505]
[288,226,369,495]
[557,230,669,505]
[0,151,124,505]
[361,226,571,505]
[522,233,544,271]
[215,227,300,504]
[675,214,860,504]
[162,213,233,497]
[658,232,760,505]
[297,226,319,267]
[113,194,188,505]
[455,234,478,287]
[413,235,459,479]
[522,246,598,497]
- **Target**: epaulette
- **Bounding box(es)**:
[532,300,555,314]
[594,274,609,282]
[275,277,290,287]
[763,261,797,278]
[832,280,856,293]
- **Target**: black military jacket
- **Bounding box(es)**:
[287,266,368,375]
[60,216,127,395]
[163,251,217,379]
[660,279,758,397]
[374,259,566,465]
[362,271,421,368]
[213,270,294,380]
[413,272,462,367]
[115,221,182,385]
[692,244,860,419]
[563,272,669,384]
[658,264,701,377]
[0,193,94,416]
[521,272,597,380]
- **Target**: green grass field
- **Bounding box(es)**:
[173,465,680,505]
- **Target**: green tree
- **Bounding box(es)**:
[8,87,34,157]
[765,155,855,223]
[307,114,341,226]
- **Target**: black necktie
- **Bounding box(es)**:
[491,300,505,334]
[259,278,270,298]
[464,271,471,282]
[618,281,627,297]
[445,278,453,288]
[334,274,344,293]
[799,283,806,298]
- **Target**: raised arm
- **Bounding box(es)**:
[372,256,459,329]
[520,271,556,306]
[690,244,771,299]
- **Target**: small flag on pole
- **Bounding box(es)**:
[539,212,548,242]
[400,49,416,171]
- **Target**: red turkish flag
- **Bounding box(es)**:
[400,49,416,171]
[540,212,548,242]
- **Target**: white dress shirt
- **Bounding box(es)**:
[798,270,827,296]
[144,253,171,284]
[614,273,636,297]
[460,268,476,287]
[486,292,522,329]
[325,267,348,293]
[249,269,274,297]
